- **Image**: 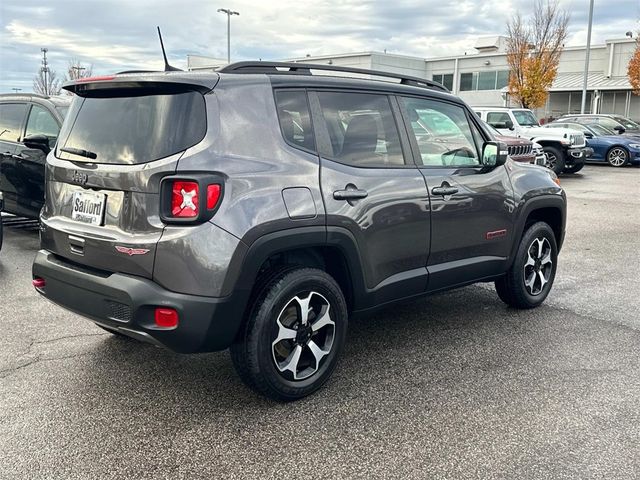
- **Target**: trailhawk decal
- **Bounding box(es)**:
[115,246,150,256]
[486,229,508,240]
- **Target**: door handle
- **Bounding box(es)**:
[333,188,368,201]
[431,186,459,196]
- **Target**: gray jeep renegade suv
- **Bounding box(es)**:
[32,62,566,401]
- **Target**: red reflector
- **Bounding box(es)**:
[32,277,46,288]
[171,181,199,217]
[206,184,221,210]
[155,308,179,328]
[76,75,116,83]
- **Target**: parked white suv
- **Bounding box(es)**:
[474,107,587,174]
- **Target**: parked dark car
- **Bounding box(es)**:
[32,63,566,401]
[0,94,71,219]
[547,122,640,167]
[558,114,640,136]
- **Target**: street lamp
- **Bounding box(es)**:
[217,8,239,64]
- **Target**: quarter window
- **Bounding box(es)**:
[274,90,315,152]
[401,97,482,167]
[25,105,60,148]
[0,103,28,143]
[316,92,405,167]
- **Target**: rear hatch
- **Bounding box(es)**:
[41,73,217,277]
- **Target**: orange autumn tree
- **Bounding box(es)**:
[506,0,570,109]
[629,37,640,95]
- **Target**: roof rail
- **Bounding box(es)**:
[217,61,449,93]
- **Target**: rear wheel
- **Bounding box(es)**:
[606,147,629,167]
[542,146,565,174]
[230,267,348,401]
[495,221,558,309]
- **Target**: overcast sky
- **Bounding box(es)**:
[1,0,638,92]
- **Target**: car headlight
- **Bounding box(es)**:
[628,144,640,149]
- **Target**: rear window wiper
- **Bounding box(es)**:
[60,147,97,160]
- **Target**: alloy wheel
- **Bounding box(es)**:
[271,291,335,381]
[607,147,627,167]
[523,237,553,296]
[545,152,557,170]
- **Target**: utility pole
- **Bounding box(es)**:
[71,65,86,80]
[12,88,22,93]
[41,48,49,95]
[580,0,594,114]
[217,8,240,64]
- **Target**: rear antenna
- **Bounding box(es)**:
[157,26,182,71]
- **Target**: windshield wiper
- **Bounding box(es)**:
[60,147,97,160]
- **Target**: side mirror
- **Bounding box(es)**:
[22,134,51,154]
[505,119,514,130]
[613,125,625,134]
[584,132,593,139]
[482,141,508,168]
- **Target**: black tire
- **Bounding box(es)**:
[495,221,558,309]
[563,161,584,174]
[542,146,565,174]
[606,146,629,167]
[230,267,348,401]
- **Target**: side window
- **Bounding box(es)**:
[274,90,315,152]
[25,104,60,148]
[486,112,511,128]
[401,97,482,167]
[0,103,28,143]
[316,91,405,167]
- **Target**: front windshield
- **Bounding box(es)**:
[513,110,539,127]
[613,116,640,129]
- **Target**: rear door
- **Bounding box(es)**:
[41,84,208,278]
[310,90,430,305]
[398,96,515,291]
[0,102,29,215]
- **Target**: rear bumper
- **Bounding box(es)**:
[32,250,244,353]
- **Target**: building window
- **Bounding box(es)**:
[432,73,453,91]
[459,70,509,91]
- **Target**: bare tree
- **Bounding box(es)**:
[33,68,62,96]
[65,59,93,82]
[506,0,570,108]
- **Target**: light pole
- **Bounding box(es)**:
[580,0,594,114]
[217,8,239,64]
[41,48,49,95]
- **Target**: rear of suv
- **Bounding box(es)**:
[33,63,566,400]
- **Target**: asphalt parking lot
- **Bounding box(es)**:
[1,164,639,479]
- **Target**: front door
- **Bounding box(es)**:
[398,96,515,292]
[310,90,431,307]
[13,104,61,218]
[0,102,29,216]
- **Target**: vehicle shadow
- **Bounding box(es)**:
[70,284,553,416]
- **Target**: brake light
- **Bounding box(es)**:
[76,75,116,83]
[171,181,199,218]
[207,184,221,210]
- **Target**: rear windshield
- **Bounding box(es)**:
[57,89,206,164]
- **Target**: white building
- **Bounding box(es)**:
[188,36,640,120]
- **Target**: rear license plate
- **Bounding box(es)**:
[71,191,106,226]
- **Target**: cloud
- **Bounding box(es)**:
[1,0,637,92]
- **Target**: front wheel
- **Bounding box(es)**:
[495,221,558,309]
[230,267,348,401]
[563,161,584,174]
[542,146,565,174]
[607,147,629,167]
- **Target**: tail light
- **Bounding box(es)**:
[154,308,179,329]
[160,175,224,224]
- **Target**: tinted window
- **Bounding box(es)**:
[0,103,28,143]
[57,89,206,164]
[402,97,481,167]
[487,112,511,128]
[274,90,315,152]
[25,105,60,148]
[316,92,405,167]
